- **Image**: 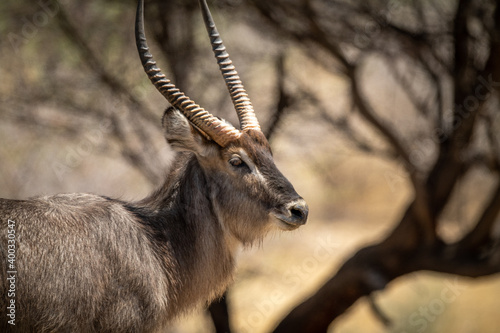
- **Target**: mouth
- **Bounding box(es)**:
[270,212,307,231]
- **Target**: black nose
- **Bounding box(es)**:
[287,199,309,225]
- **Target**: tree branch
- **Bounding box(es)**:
[55,0,158,126]
[349,65,437,241]
[457,180,500,255]
[265,54,290,141]
[208,292,232,333]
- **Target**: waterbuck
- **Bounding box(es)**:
[0,0,308,331]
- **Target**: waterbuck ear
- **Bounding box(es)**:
[162,107,214,154]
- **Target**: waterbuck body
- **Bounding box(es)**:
[0,0,308,332]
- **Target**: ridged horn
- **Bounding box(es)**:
[135,0,241,147]
[199,0,261,132]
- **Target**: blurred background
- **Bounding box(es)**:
[1,0,500,332]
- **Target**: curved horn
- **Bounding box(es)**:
[135,0,241,147]
[199,0,261,132]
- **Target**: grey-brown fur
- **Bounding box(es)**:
[0,108,308,332]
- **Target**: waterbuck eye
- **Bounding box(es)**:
[229,156,246,169]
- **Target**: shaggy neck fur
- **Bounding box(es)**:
[135,152,237,316]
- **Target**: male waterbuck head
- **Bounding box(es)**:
[136,0,308,243]
[0,0,308,331]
